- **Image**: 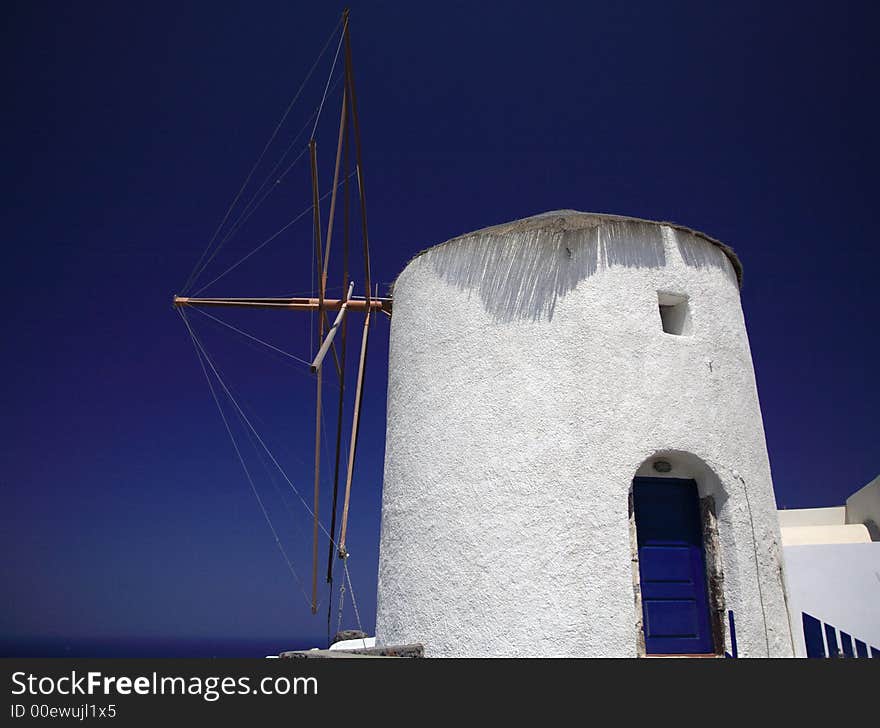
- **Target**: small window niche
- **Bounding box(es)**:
[657,292,692,335]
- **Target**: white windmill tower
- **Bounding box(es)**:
[374,211,794,658]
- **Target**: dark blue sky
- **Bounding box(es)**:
[2,1,878,656]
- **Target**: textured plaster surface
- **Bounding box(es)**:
[375,213,793,657]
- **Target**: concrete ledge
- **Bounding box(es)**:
[279,643,424,659]
[778,506,846,528]
[781,524,871,546]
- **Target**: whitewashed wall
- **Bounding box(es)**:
[375,211,793,657]
[784,543,880,656]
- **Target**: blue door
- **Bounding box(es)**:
[633,477,714,655]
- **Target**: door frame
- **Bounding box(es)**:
[629,476,723,656]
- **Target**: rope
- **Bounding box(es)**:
[183,311,339,548]
[188,306,340,394]
[181,15,345,295]
[336,579,346,635]
[189,305,313,367]
[178,309,311,607]
[237,72,343,227]
[179,287,365,626]
[311,19,346,139]
[186,71,343,288]
[212,360,338,524]
[192,170,357,297]
[202,72,342,271]
[343,558,365,640]
[190,145,310,281]
[194,205,314,297]
[244,419,311,549]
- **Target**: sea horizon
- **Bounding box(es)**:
[0,636,324,659]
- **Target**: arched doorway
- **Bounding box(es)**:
[632,476,715,655]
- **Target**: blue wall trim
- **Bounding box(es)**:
[725,610,738,658]
[802,612,877,659]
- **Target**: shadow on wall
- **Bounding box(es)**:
[677,229,738,287]
[422,216,733,323]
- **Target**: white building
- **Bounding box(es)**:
[375,210,795,657]
[779,475,880,658]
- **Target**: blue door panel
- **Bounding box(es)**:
[643,582,702,600]
[645,600,699,638]
[634,477,714,655]
[639,546,693,582]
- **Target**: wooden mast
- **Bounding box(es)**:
[173,295,388,312]
[173,8,382,623]
[326,83,351,587]
[336,13,372,559]
[308,139,323,614]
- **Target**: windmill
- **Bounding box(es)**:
[173,9,390,633]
